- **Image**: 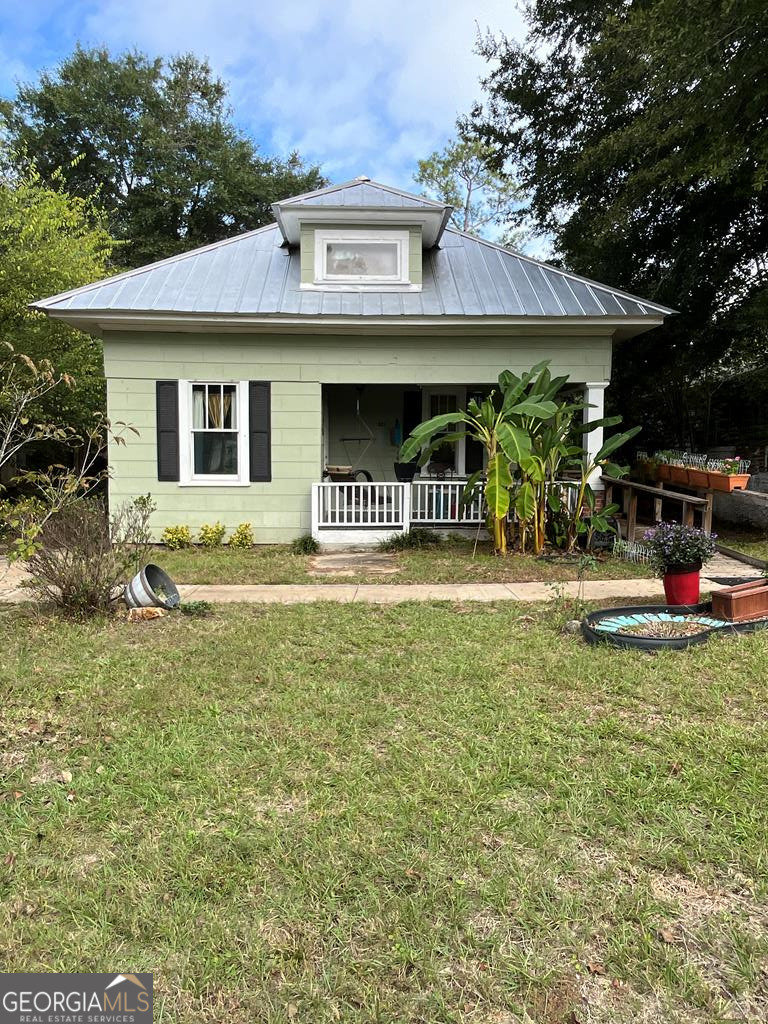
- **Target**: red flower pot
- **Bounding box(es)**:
[663,562,702,605]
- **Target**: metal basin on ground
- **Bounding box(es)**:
[582,602,768,651]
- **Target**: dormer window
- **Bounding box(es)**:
[314,229,410,285]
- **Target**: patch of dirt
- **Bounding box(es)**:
[649,869,768,933]
[308,552,400,577]
[29,760,73,785]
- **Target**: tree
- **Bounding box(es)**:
[5,46,326,266]
[0,160,114,433]
[414,136,525,245]
[470,1,768,449]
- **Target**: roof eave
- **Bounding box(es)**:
[37,307,666,339]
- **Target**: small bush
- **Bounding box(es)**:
[291,533,319,555]
[180,599,214,617]
[23,495,156,616]
[229,522,254,549]
[162,525,192,550]
[378,528,442,551]
[199,522,226,548]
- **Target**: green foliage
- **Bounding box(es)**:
[471,1,768,448]
[414,136,525,245]
[162,525,192,550]
[5,46,326,267]
[228,522,254,549]
[290,533,319,555]
[400,361,639,557]
[198,522,226,549]
[0,496,47,551]
[378,528,442,552]
[0,160,114,432]
[179,600,214,617]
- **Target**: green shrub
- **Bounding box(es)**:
[162,525,192,550]
[199,522,226,548]
[179,600,214,617]
[378,528,441,551]
[291,533,319,555]
[229,522,254,549]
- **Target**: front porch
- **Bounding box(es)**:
[313,381,605,546]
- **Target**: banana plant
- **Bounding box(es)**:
[399,363,559,555]
[564,419,642,551]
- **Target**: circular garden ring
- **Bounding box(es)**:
[582,603,768,651]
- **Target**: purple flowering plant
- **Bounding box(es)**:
[642,521,717,575]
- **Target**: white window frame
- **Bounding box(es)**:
[178,380,251,487]
[313,228,410,285]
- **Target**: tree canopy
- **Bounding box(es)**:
[471,0,768,448]
[0,160,114,433]
[4,46,325,266]
[414,136,525,245]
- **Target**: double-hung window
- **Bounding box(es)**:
[179,380,250,485]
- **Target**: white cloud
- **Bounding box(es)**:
[75,0,526,188]
[2,0,548,250]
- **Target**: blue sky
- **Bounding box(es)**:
[0,0,527,191]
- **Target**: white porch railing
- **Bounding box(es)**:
[311,480,484,538]
[411,480,484,525]
[312,482,408,530]
[310,478,580,542]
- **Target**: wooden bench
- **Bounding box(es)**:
[601,476,713,538]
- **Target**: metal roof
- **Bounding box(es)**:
[277,177,447,210]
[34,223,674,322]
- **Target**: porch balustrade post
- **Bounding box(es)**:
[310,483,320,540]
[583,382,608,492]
[402,483,412,533]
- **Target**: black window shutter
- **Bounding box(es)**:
[249,381,271,482]
[156,381,180,482]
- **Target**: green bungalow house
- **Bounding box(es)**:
[34,177,672,546]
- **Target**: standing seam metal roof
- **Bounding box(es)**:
[34,221,673,319]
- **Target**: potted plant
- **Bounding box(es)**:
[686,454,710,489]
[654,451,673,482]
[668,457,689,487]
[642,522,717,605]
[708,457,751,492]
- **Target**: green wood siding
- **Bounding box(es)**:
[300,224,422,285]
[103,331,611,542]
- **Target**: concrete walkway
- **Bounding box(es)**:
[177,578,674,604]
[0,554,758,606]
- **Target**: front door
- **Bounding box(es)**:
[421,388,466,476]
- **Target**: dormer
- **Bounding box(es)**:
[271,176,452,292]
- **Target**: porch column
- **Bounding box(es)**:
[583,381,608,492]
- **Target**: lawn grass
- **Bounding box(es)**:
[716,527,768,564]
[156,539,652,585]
[2,601,767,1022]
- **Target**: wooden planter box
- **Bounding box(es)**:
[687,468,710,488]
[657,464,672,482]
[669,466,689,486]
[708,472,751,492]
[712,579,768,622]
